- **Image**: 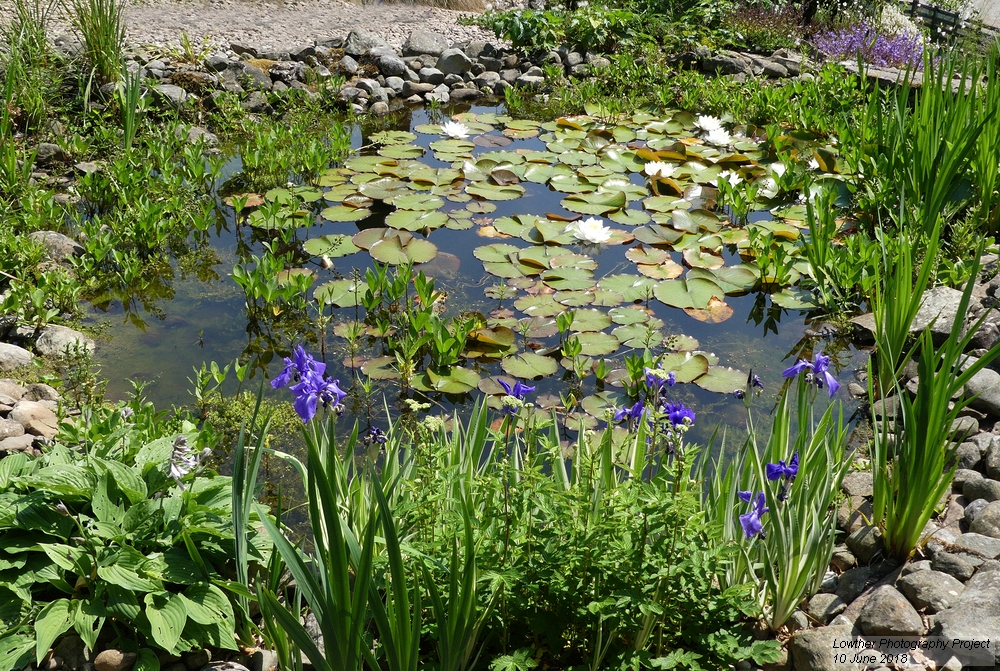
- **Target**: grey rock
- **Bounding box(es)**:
[474,71,501,87]
[230,42,258,57]
[289,44,316,62]
[34,142,70,165]
[479,55,502,72]
[269,61,305,84]
[898,570,965,613]
[912,286,963,336]
[515,74,545,88]
[35,325,95,357]
[841,471,873,497]
[806,593,847,623]
[789,625,863,671]
[152,85,188,110]
[955,468,983,492]
[872,396,899,418]
[436,48,472,75]
[11,400,59,438]
[856,585,924,635]
[343,30,390,57]
[970,431,998,456]
[837,495,871,534]
[241,91,272,114]
[95,650,136,671]
[355,78,379,93]
[402,30,450,57]
[933,551,979,581]
[965,497,990,526]
[820,571,838,593]
[401,81,434,97]
[237,64,272,91]
[450,88,483,102]
[0,434,35,453]
[443,73,464,86]
[846,525,883,564]
[831,545,857,571]
[52,33,84,59]
[368,88,389,105]
[337,55,359,76]
[28,231,83,263]
[179,126,218,146]
[425,90,450,104]
[0,380,25,399]
[952,532,1000,558]
[52,635,90,671]
[787,609,810,632]
[369,101,390,115]
[23,383,58,402]
[901,559,933,575]
[464,40,489,60]
[338,86,364,103]
[964,477,1000,502]
[182,650,209,670]
[500,68,520,84]
[986,437,1000,479]
[315,36,343,49]
[384,76,404,93]
[931,567,1000,664]
[0,343,34,371]
[963,359,1000,417]
[402,67,420,83]
[522,65,544,77]
[702,52,750,74]
[372,50,406,78]
[970,500,1000,538]
[0,419,25,440]
[419,67,445,85]
[956,441,982,469]
[249,650,277,671]
[836,566,873,603]
[951,415,979,442]
[585,53,611,68]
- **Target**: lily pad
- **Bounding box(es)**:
[695,366,748,394]
[466,182,525,201]
[566,308,611,332]
[576,332,620,356]
[379,144,425,160]
[370,130,417,145]
[561,191,627,215]
[580,391,625,419]
[683,297,734,323]
[391,193,445,210]
[314,279,362,307]
[771,287,819,310]
[612,323,664,349]
[597,274,658,302]
[658,352,710,383]
[385,209,449,231]
[636,262,684,280]
[303,234,361,258]
[514,294,564,317]
[369,234,438,265]
[609,306,650,325]
[541,267,595,291]
[413,367,481,394]
[360,356,398,380]
[502,352,558,379]
[664,334,700,351]
[653,278,726,310]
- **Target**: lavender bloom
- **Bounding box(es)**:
[766,452,800,482]
[781,351,840,397]
[812,21,924,69]
[737,491,770,539]
[752,375,764,391]
[168,435,198,489]
[644,367,676,397]
[663,401,695,428]
[364,426,387,446]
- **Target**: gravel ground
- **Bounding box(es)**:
[1,0,517,54]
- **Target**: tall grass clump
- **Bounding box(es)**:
[1,0,60,130]
[65,0,126,84]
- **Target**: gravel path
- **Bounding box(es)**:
[3,0,512,54]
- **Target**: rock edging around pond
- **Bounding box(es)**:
[86,28,819,117]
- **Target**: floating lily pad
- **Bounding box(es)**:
[369,233,438,265]
[609,306,650,325]
[568,308,612,332]
[370,130,417,145]
[580,391,625,419]
[771,287,819,309]
[303,234,361,258]
[413,367,481,394]
[664,334,699,351]
[613,322,665,349]
[695,366,748,394]
[684,296,734,323]
[474,134,513,148]
[554,290,594,307]
[379,144,425,160]
[467,182,525,201]
[385,209,449,231]
[636,262,684,280]
[608,209,652,226]
[658,352,710,382]
[653,278,726,310]
[576,331,620,356]
[682,248,725,270]
[514,293,564,317]
[541,267,595,291]
[561,191,627,215]
[314,279,362,307]
[502,352,558,379]
[633,225,684,246]
[597,274,658,302]
[391,193,445,211]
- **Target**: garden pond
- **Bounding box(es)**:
[83,102,869,445]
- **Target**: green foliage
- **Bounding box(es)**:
[0,398,267,671]
[64,0,126,85]
[478,5,639,52]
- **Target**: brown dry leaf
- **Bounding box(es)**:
[684,297,734,323]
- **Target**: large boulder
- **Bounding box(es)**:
[402,30,450,57]
[931,567,1000,665]
[343,30,390,57]
[10,400,59,438]
[35,325,95,357]
[856,585,924,635]
[28,231,84,263]
[436,48,473,76]
[970,500,1000,539]
[789,624,863,671]
[910,286,963,337]
[897,570,965,613]
[0,343,33,371]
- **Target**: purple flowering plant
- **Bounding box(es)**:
[272,345,347,422]
[812,21,924,69]
[782,350,840,398]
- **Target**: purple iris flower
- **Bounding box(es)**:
[781,351,840,397]
[272,345,346,422]
[365,426,387,446]
[737,491,769,539]
[663,401,695,427]
[644,368,676,397]
[614,400,645,423]
[272,345,320,389]
[766,452,799,482]
[752,375,763,390]
[499,379,535,400]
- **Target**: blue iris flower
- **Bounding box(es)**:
[663,401,695,427]
[614,400,645,423]
[737,491,769,539]
[782,350,840,397]
[272,345,346,422]
[766,452,799,482]
[499,379,535,400]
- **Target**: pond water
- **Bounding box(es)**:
[83,103,870,448]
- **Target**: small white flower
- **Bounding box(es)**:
[704,128,731,147]
[565,217,612,244]
[694,115,723,133]
[714,170,742,188]
[441,121,470,139]
[643,161,676,179]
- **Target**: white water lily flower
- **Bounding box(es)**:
[441,121,470,139]
[565,217,612,244]
[643,161,676,179]
[704,128,731,147]
[695,115,723,133]
[714,170,742,188]
[757,176,780,199]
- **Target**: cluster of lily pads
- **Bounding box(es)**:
[233,107,844,414]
